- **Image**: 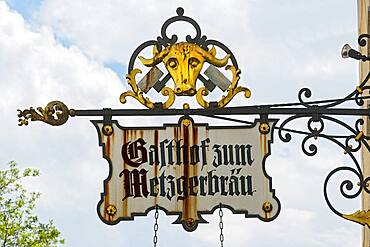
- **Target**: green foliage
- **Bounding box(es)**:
[0,161,64,247]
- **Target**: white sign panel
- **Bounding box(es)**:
[93,117,280,231]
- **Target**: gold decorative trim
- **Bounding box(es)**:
[355,131,364,142]
[217,65,251,108]
[18,101,72,126]
[356,86,363,94]
[196,65,251,108]
[161,87,175,109]
[120,69,155,109]
[139,43,230,96]
[106,205,117,216]
[102,124,113,136]
[259,123,270,135]
[262,201,273,213]
[182,119,191,127]
[122,43,251,109]
[195,87,210,108]
[120,69,177,109]
[122,42,252,109]
[343,210,370,227]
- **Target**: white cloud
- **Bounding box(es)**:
[0,3,124,110]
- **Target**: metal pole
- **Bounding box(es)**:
[358,1,370,246]
[73,107,370,118]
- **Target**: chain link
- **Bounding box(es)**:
[219,203,224,247]
[153,205,159,247]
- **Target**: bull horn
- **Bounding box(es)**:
[209,46,216,57]
[199,46,230,67]
[138,46,169,67]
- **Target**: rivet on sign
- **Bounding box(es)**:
[182,119,191,127]
[102,124,113,136]
[185,218,195,228]
[259,122,270,135]
[183,103,190,109]
[106,205,117,216]
[262,201,273,213]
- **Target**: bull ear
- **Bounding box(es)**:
[139,46,169,67]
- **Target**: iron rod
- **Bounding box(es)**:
[73,107,370,117]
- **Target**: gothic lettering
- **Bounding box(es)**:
[119,168,255,201]
[119,136,258,202]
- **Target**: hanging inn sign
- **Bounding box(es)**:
[17,6,370,236]
[93,117,279,230]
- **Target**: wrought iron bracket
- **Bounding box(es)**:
[102,108,113,136]
[16,8,370,229]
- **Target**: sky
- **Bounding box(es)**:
[0,0,366,246]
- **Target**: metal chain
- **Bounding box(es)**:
[153,205,159,247]
[219,203,224,247]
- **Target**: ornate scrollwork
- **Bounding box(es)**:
[120,69,156,109]
[298,72,370,109]
[196,87,210,108]
[343,210,370,227]
[127,7,238,72]
[277,59,370,226]
[161,87,175,109]
[121,7,249,109]
[17,101,72,126]
[196,65,251,108]
[279,113,370,226]
[277,76,370,227]
[120,69,176,109]
[157,7,206,48]
[358,34,370,47]
[217,65,251,108]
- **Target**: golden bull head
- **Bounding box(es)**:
[139,43,230,96]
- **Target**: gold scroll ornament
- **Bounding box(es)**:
[196,65,251,108]
[17,101,74,126]
[120,42,250,109]
[343,210,370,227]
[120,69,175,109]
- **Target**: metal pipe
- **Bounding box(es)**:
[73,107,370,118]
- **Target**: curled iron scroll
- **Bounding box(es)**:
[124,7,249,109]
[278,70,370,227]
[128,7,238,73]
